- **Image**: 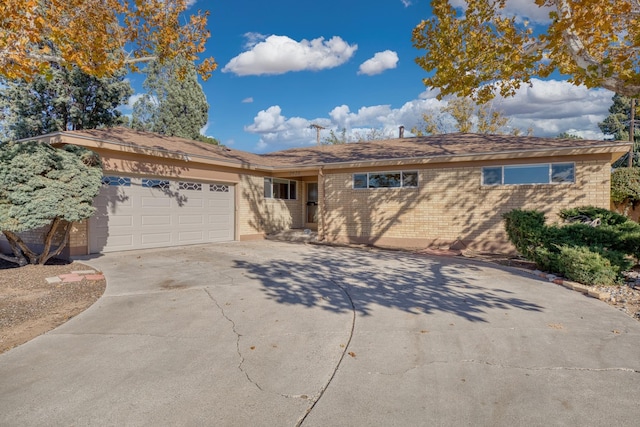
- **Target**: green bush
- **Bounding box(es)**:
[549,223,620,249]
[611,167,640,206]
[559,206,629,226]
[503,206,638,286]
[532,246,560,273]
[503,209,547,259]
[555,246,621,286]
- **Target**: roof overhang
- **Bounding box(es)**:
[32,132,632,175]
[270,143,632,175]
[37,132,263,172]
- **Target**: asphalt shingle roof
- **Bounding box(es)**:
[63,128,630,169]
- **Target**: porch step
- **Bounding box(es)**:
[266,229,318,243]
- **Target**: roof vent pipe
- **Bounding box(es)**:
[398,126,405,139]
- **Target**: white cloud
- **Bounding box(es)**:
[244,106,332,151]
[242,32,267,49]
[401,0,412,7]
[123,93,145,111]
[242,97,254,103]
[222,35,358,76]
[449,0,552,24]
[185,0,198,8]
[244,79,614,152]
[358,50,399,76]
[496,79,613,137]
[245,106,288,133]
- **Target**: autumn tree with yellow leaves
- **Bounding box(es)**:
[0,0,217,81]
[412,0,640,102]
[411,97,516,135]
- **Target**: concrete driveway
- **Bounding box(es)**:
[0,241,639,426]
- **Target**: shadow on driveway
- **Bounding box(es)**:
[235,244,543,322]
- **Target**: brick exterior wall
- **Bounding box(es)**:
[319,159,611,252]
[3,157,609,258]
[238,175,303,238]
[68,220,88,256]
[0,220,79,258]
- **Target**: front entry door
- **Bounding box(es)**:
[306,183,318,227]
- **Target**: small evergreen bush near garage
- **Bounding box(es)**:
[503,207,638,286]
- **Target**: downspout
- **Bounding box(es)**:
[318,167,326,241]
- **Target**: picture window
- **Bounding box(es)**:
[352,171,418,189]
[482,163,575,186]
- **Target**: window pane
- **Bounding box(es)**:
[504,164,549,184]
[289,181,297,199]
[482,167,502,185]
[102,176,131,186]
[210,184,229,192]
[178,182,202,191]
[273,178,289,199]
[353,174,367,189]
[142,179,169,190]
[402,172,418,187]
[264,178,272,198]
[552,163,574,183]
[368,172,401,188]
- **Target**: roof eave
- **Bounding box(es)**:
[39,131,265,171]
[269,143,633,172]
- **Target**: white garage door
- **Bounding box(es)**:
[89,176,234,253]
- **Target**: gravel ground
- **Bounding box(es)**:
[0,259,106,354]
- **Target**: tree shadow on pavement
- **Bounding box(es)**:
[234,245,543,322]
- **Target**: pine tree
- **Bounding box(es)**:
[0,64,132,142]
[598,94,639,142]
[131,56,209,141]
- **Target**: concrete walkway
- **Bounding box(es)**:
[0,241,639,426]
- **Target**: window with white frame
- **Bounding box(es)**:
[264,177,297,199]
[353,171,418,189]
[482,163,575,186]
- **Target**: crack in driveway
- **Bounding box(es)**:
[204,288,263,391]
[295,278,356,427]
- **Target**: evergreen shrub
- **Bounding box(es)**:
[503,206,638,286]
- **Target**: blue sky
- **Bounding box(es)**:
[124,0,615,152]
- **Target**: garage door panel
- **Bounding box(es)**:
[182,198,204,208]
[141,232,172,245]
[89,177,234,253]
[209,230,232,240]
[209,214,231,225]
[141,215,172,226]
[141,197,172,208]
[179,215,205,225]
[178,230,205,242]
[110,215,134,227]
[107,235,135,248]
